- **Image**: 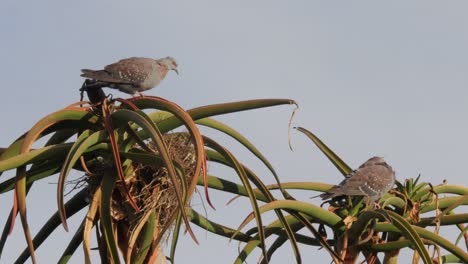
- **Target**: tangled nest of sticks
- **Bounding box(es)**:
[85,132,197,236]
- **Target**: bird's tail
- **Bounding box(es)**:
[318,192,333,200]
[310,192,333,200]
[80,69,108,79]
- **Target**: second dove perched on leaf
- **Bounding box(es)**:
[80,56,178,95]
[320,156,395,202]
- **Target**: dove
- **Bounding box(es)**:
[80,56,178,95]
[320,156,395,202]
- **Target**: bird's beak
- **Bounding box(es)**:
[173,69,179,75]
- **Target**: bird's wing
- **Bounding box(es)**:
[105,57,153,70]
[343,165,391,195]
[103,57,156,84]
[80,69,134,84]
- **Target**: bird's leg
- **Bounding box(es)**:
[132,91,145,97]
[361,196,373,210]
[365,196,381,209]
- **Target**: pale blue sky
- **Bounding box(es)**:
[1,1,467,263]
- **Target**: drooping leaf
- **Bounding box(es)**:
[58,130,107,231]
[294,127,352,176]
[100,169,120,264]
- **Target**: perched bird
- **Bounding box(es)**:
[320,156,395,202]
[80,57,178,95]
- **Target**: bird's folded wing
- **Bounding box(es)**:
[81,69,134,84]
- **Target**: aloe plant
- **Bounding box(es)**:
[0,88,466,264]
[0,86,297,263]
[226,127,468,264]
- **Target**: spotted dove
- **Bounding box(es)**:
[80,56,178,95]
[320,156,395,202]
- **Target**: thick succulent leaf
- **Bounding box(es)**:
[126,209,155,263]
[0,129,78,261]
[197,173,268,202]
[152,99,297,132]
[169,211,182,264]
[0,159,62,194]
[203,149,301,261]
[196,118,292,199]
[234,200,343,263]
[376,223,468,263]
[58,130,107,231]
[441,254,462,263]
[15,188,88,263]
[440,195,468,216]
[203,136,269,261]
[455,224,468,247]
[238,200,342,232]
[413,185,468,201]
[291,212,341,263]
[234,168,301,263]
[127,97,207,203]
[45,129,77,146]
[261,224,303,264]
[102,102,140,212]
[120,150,185,177]
[11,108,92,264]
[112,108,197,243]
[0,185,32,260]
[187,208,251,242]
[121,97,207,201]
[0,144,72,174]
[381,196,406,209]
[421,196,468,214]
[100,170,120,264]
[57,217,86,264]
[294,127,352,176]
[83,188,101,264]
[132,212,156,264]
[0,137,24,162]
[264,181,332,193]
[234,209,340,264]
[376,209,432,264]
[418,213,468,227]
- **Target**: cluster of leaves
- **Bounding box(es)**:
[0,91,466,264]
[220,127,468,264]
[0,94,296,263]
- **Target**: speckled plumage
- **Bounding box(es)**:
[80,56,178,95]
[320,156,395,202]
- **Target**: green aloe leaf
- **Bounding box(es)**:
[169,211,182,264]
[376,222,468,263]
[12,107,91,264]
[100,170,120,264]
[58,130,107,231]
[377,209,432,264]
[15,188,88,263]
[196,118,291,199]
[294,127,352,176]
[203,136,269,261]
[153,99,296,133]
[197,173,268,202]
[0,159,63,194]
[57,217,86,264]
[127,97,208,205]
[112,108,196,243]
[83,188,101,264]
[187,208,251,242]
[132,212,156,264]
[0,144,72,174]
